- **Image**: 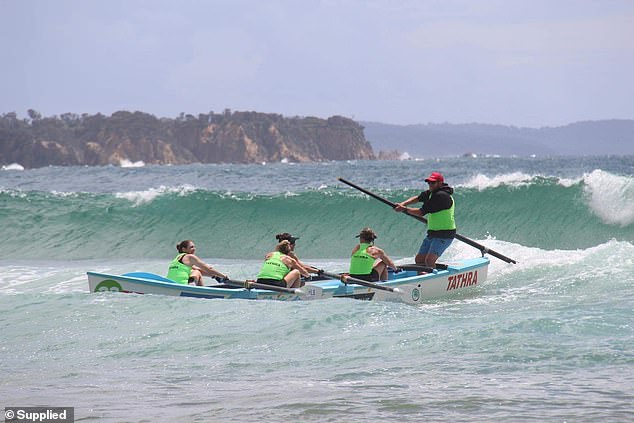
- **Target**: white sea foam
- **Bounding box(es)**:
[1,163,24,171]
[583,169,634,227]
[115,185,197,205]
[119,159,145,168]
[0,188,26,198]
[461,172,535,190]
[556,177,580,188]
[219,191,255,201]
[50,190,80,198]
[461,172,583,190]
[444,237,634,288]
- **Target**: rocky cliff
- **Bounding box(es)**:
[0,110,375,168]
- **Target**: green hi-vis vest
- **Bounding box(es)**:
[167,253,192,284]
[349,243,374,275]
[427,194,456,231]
[257,251,290,280]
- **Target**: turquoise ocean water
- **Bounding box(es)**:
[1,156,633,422]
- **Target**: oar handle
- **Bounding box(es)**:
[337,177,517,264]
[224,278,301,294]
[319,270,396,293]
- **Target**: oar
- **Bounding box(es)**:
[318,270,402,294]
[223,278,303,294]
[338,177,517,264]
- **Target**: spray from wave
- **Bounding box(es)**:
[583,169,634,227]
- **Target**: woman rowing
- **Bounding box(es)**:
[167,240,228,286]
[256,240,310,288]
[275,232,319,274]
[347,227,396,282]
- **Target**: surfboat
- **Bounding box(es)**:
[87,256,488,305]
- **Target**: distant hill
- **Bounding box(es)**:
[361,120,634,157]
[0,110,375,168]
[3,111,632,168]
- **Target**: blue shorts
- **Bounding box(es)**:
[418,236,453,257]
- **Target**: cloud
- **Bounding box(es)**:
[1,0,633,126]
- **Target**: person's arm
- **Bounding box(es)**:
[287,251,319,273]
[297,258,320,274]
[185,254,228,279]
[282,255,310,278]
[401,190,451,216]
[394,194,421,212]
[400,206,424,217]
[368,246,397,270]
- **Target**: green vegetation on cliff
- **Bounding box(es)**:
[0,110,375,168]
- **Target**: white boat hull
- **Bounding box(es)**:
[87,257,489,305]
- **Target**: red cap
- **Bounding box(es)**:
[425,172,444,183]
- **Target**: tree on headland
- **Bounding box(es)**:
[27,109,42,121]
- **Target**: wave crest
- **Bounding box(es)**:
[583,170,634,227]
[114,185,198,205]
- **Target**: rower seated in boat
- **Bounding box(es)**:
[275,232,320,274]
[347,227,397,282]
[256,240,310,289]
[167,240,229,286]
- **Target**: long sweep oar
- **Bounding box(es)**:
[318,270,402,294]
[223,278,303,294]
[338,177,517,264]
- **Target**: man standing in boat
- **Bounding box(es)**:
[348,227,397,282]
[393,172,456,267]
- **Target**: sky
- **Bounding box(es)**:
[1,0,633,127]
